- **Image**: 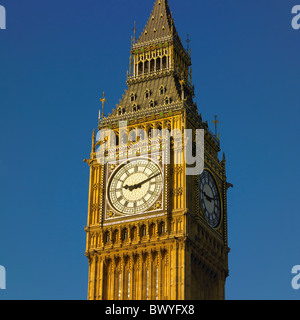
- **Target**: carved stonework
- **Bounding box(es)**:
[85,0,230,301]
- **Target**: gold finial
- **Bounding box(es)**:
[99,92,107,122]
[213,115,220,140]
[132,21,137,45]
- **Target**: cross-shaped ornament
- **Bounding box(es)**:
[186,34,191,50]
[213,115,219,138]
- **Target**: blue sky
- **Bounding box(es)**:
[0,0,300,300]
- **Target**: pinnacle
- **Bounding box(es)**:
[135,0,182,48]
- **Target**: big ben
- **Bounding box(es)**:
[84,0,231,300]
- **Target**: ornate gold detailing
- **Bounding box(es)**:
[85,0,229,301]
[99,92,107,122]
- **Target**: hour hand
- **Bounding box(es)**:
[203,191,214,202]
[123,184,135,191]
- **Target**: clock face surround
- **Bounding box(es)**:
[107,157,163,216]
[199,170,221,228]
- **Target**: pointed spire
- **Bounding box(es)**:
[221,152,226,167]
[132,21,137,46]
[135,0,183,49]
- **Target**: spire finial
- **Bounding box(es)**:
[132,21,137,45]
[213,115,220,140]
[186,34,191,50]
[170,11,174,35]
[99,92,107,122]
[222,152,226,163]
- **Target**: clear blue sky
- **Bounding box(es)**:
[0,0,299,300]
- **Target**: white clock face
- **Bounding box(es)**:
[107,158,163,215]
[199,170,221,228]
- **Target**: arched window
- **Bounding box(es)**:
[113,230,119,243]
[118,107,125,116]
[141,225,147,237]
[150,59,155,73]
[149,223,156,237]
[149,99,155,108]
[131,226,137,241]
[130,93,136,102]
[123,228,128,240]
[145,89,151,99]
[165,96,170,105]
[160,222,165,235]
[132,103,138,112]
[159,85,165,95]
[104,231,110,244]
[162,56,167,69]
[144,60,149,74]
[138,62,143,75]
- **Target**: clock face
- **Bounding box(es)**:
[107,158,163,215]
[199,170,221,228]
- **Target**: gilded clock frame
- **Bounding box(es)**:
[104,152,166,221]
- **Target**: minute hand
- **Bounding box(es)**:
[135,172,161,188]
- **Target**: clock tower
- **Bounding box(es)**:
[84,0,231,300]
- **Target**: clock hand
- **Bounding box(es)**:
[123,184,133,191]
[123,184,137,192]
[135,172,161,188]
[123,172,161,192]
[206,195,218,202]
[203,191,215,202]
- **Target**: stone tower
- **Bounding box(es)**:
[84,0,230,300]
